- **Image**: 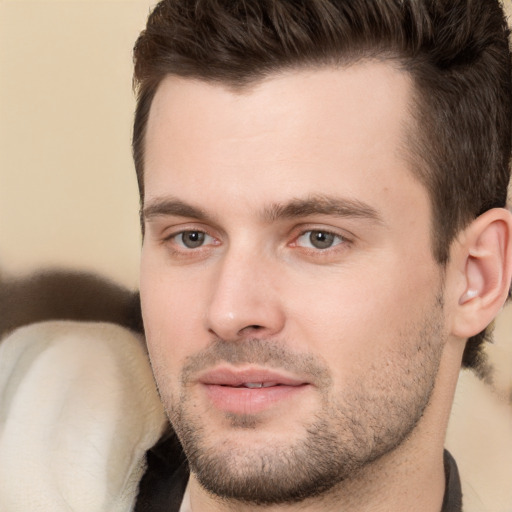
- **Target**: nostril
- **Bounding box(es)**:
[237,325,263,336]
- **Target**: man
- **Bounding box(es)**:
[132,1,512,511]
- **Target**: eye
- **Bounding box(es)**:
[295,230,344,250]
[173,230,214,249]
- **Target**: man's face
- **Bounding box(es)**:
[140,63,447,504]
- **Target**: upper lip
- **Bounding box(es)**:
[197,366,309,387]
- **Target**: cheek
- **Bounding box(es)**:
[283,254,441,372]
[140,255,208,368]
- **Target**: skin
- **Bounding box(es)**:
[139,62,500,511]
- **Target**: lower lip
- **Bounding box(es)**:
[203,384,309,415]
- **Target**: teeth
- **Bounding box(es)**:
[241,382,278,388]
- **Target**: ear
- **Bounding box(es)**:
[449,208,512,339]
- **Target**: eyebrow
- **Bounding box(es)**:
[142,194,382,225]
[143,197,209,222]
[262,195,382,224]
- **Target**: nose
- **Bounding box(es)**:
[205,249,286,341]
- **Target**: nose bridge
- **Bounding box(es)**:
[205,240,284,340]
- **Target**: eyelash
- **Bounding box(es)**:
[161,227,351,258]
[163,228,218,252]
[291,228,350,255]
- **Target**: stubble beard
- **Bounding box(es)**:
[158,297,445,506]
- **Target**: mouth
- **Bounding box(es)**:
[197,367,310,415]
[229,382,280,388]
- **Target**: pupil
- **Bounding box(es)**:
[183,231,205,248]
[310,231,334,249]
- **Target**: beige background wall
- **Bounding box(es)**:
[0,0,511,392]
[0,0,155,290]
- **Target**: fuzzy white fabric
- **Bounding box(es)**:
[0,321,167,512]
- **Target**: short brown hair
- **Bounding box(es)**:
[132,0,512,371]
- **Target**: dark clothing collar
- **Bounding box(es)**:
[135,433,189,512]
[442,449,463,512]
[135,435,462,512]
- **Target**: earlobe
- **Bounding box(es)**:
[451,208,512,339]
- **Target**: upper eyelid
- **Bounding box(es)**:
[292,225,354,241]
[157,223,354,246]
[297,229,344,239]
[147,214,225,238]
[163,230,219,254]
[293,229,347,248]
[161,224,218,241]
[297,227,344,236]
[174,230,215,247]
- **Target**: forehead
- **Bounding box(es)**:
[146,62,413,156]
[143,62,424,222]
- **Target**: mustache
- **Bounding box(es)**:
[180,338,332,387]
